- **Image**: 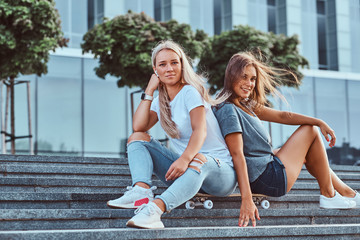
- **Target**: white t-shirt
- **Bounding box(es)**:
[151,85,233,166]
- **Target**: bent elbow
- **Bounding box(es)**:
[132,122,145,132]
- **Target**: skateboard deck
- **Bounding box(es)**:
[185,193,270,209]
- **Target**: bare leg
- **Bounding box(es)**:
[300,127,355,197]
[275,127,356,198]
[276,125,340,197]
[330,169,356,197]
[153,199,166,212]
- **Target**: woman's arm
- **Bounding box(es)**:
[256,106,320,125]
[132,74,159,132]
[165,106,207,181]
[225,132,260,227]
[256,106,336,147]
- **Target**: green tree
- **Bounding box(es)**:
[81,10,208,90]
[0,0,67,153]
[198,25,309,94]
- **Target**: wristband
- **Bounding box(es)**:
[141,93,153,101]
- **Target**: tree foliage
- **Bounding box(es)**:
[198,25,309,94]
[0,0,67,79]
[81,10,208,89]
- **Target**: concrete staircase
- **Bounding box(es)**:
[0,154,359,239]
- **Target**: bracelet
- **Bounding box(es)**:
[141,93,153,101]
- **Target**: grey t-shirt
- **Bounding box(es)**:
[212,102,274,182]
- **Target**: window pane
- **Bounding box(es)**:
[223,0,232,14]
[72,0,87,33]
[84,58,126,156]
[267,5,276,33]
[315,78,348,148]
[163,5,171,21]
[37,56,82,155]
[154,0,161,21]
[316,0,325,14]
[55,0,69,32]
[348,81,360,149]
[317,15,327,67]
[280,77,316,145]
[267,0,275,6]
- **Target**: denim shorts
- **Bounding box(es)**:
[250,156,287,197]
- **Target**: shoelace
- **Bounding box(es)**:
[124,186,157,196]
[123,186,134,196]
[134,204,155,216]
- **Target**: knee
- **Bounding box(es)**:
[299,125,318,137]
[188,153,208,173]
[127,132,151,144]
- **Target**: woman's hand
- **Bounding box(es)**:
[239,198,260,227]
[318,120,336,147]
[145,74,160,93]
[165,157,189,181]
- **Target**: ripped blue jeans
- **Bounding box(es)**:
[127,137,237,212]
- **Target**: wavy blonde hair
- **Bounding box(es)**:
[152,40,221,139]
[217,52,297,112]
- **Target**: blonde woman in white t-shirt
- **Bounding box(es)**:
[107,40,237,229]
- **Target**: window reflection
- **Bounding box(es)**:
[280,77,315,147]
[317,0,328,69]
[267,0,276,33]
[214,0,232,34]
[84,58,126,157]
[348,81,360,148]
[55,0,88,48]
[37,56,82,155]
[315,78,347,148]
[154,0,171,21]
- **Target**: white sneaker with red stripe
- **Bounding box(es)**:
[107,185,157,209]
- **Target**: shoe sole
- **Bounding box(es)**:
[320,206,356,209]
[106,201,137,209]
[320,202,357,209]
[107,197,152,209]
[126,220,164,229]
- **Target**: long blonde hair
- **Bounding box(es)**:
[217,52,297,112]
[152,40,220,139]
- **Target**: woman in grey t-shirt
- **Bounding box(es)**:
[213,52,359,228]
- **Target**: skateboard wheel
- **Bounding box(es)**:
[261,200,270,209]
[185,201,195,209]
[203,200,213,209]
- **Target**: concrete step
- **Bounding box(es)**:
[0,154,127,166]
[0,193,326,209]
[1,208,359,230]
[2,163,360,183]
[1,154,360,172]
[1,176,359,194]
[1,155,359,239]
[0,224,359,239]
[0,164,129,178]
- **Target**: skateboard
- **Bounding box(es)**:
[185,193,270,209]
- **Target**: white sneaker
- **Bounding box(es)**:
[320,191,356,209]
[107,185,157,209]
[126,202,164,229]
[344,191,360,208]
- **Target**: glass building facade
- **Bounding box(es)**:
[3,0,360,165]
